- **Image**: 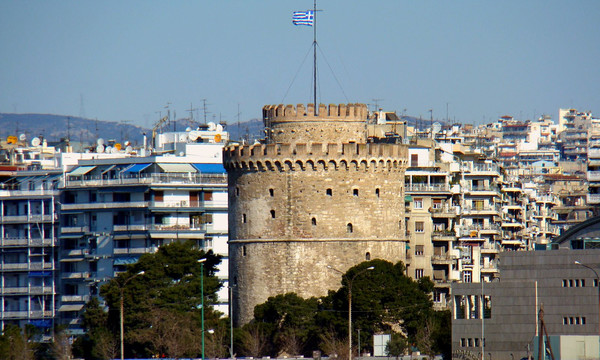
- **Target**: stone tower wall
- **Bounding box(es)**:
[225,104,409,325]
[263,103,368,144]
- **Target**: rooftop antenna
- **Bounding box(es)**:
[372,99,383,113]
[67,116,71,141]
[187,103,198,127]
[236,103,242,139]
[429,109,433,138]
[79,93,86,118]
[201,99,210,124]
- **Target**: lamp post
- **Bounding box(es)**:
[328,265,375,360]
[574,260,600,339]
[198,258,207,360]
[229,284,235,359]
[119,270,145,360]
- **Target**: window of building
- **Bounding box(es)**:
[242,246,247,256]
[312,217,317,226]
[353,188,359,197]
[582,279,586,287]
[411,154,418,167]
[242,214,247,224]
[347,223,353,233]
[467,338,473,347]
[432,199,442,209]
[463,270,472,283]
[326,188,333,196]
[269,188,274,197]
[415,221,424,233]
[569,279,574,287]
[563,317,568,325]
[270,210,275,219]
[236,187,240,196]
[474,338,480,347]
[415,268,424,279]
[575,279,580,287]
[365,252,371,261]
[415,245,424,256]
[460,338,466,347]
[375,188,380,198]
[595,279,598,287]
[562,279,568,287]
[414,198,423,209]
[582,317,586,324]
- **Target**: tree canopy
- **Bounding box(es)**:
[74,240,224,359]
[242,260,449,359]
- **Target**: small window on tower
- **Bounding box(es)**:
[375,188,380,198]
[242,214,247,224]
[347,223,353,233]
[353,189,359,197]
[311,217,317,226]
[269,188,274,197]
[365,252,371,261]
[326,188,333,196]
[270,210,276,219]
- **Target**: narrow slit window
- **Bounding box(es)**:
[353,189,359,197]
[326,188,333,196]
[269,188,274,197]
[311,217,317,226]
[270,210,276,218]
[375,188,380,197]
[347,223,353,233]
[242,214,247,223]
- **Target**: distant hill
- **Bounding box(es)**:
[0,113,267,146]
[0,113,150,146]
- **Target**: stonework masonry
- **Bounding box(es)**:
[225,103,409,325]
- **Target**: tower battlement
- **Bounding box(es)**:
[224,142,407,171]
[263,103,368,123]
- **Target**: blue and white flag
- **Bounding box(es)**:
[292,10,314,26]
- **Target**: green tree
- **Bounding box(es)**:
[0,324,35,360]
[386,333,408,359]
[76,241,223,359]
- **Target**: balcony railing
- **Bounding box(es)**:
[64,173,227,188]
[462,205,501,214]
[588,194,600,204]
[0,238,54,247]
[405,183,449,192]
[61,295,91,303]
[588,171,600,182]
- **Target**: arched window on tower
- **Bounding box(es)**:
[365,252,371,261]
[311,217,317,226]
[347,223,353,233]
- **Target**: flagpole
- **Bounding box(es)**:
[313,0,317,113]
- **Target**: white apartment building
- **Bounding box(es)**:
[0,169,61,340]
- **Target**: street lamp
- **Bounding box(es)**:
[198,258,207,360]
[119,270,145,360]
[328,265,375,360]
[574,260,600,339]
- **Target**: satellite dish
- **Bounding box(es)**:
[214,133,222,143]
[124,140,130,146]
[432,122,442,135]
[216,124,224,132]
[208,122,217,131]
[19,134,26,141]
[31,137,41,147]
[114,143,122,151]
[179,134,187,142]
[7,135,17,144]
[97,138,105,146]
[96,144,105,153]
[105,146,112,153]
[125,145,133,153]
[111,147,118,154]
[185,127,192,132]
[189,131,199,141]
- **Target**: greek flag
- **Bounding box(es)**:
[292,10,314,26]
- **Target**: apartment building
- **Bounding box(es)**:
[58,145,229,333]
[0,168,61,340]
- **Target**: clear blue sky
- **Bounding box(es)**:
[1,0,598,128]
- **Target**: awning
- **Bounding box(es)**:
[113,256,140,265]
[68,166,96,176]
[100,165,116,174]
[122,163,151,174]
[58,304,83,312]
[405,195,413,202]
[192,163,226,174]
[157,163,197,173]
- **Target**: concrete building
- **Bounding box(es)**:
[224,103,409,325]
[58,135,229,334]
[0,168,61,340]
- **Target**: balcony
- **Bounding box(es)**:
[405,183,450,193]
[113,224,149,231]
[431,253,457,264]
[1,286,54,295]
[60,201,150,211]
[61,226,90,234]
[431,205,458,218]
[588,194,600,204]
[113,247,154,255]
[462,205,501,215]
[64,173,227,188]
[61,295,91,303]
[0,215,55,224]
[61,271,90,279]
[0,238,54,247]
[432,230,456,241]
[589,148,600,159]
[588,171,600,182]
